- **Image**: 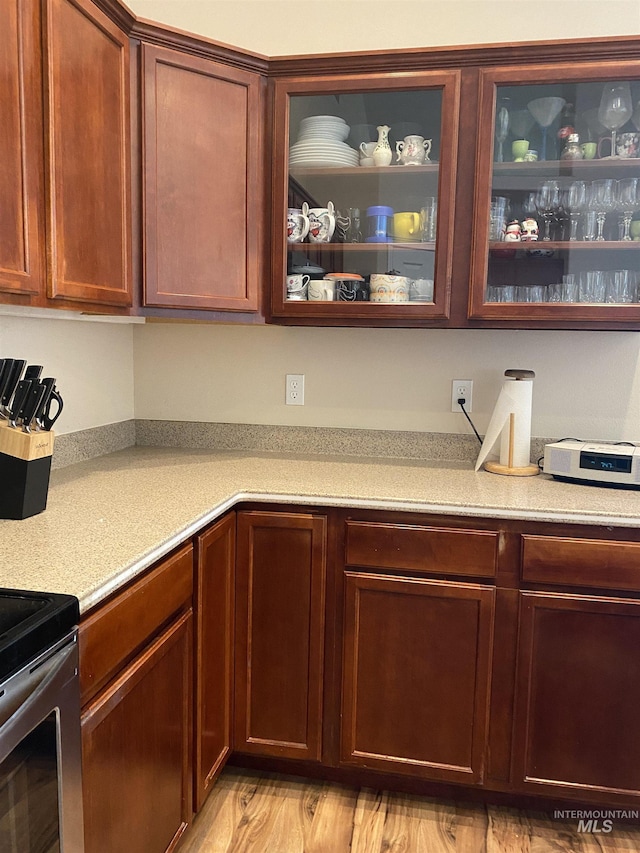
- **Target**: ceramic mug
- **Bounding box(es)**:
[287,207,310,243]
[359,142,376,159]
[285,273,310,300]
[369,274,410,303]
[324,274,367,302]
[617,132,640,158]
[393,212,421,242]
[581,142,597,160]
[308,202,336,243]
[307,279,335,301]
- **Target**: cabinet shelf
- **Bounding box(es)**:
[493,158,640,177]
[290,163,439,178]
[489,241,640,252]
[291,242,435,252]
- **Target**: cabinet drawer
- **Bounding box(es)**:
[79,543,193,705]
[522,535,640,591]
[345,521,498,578]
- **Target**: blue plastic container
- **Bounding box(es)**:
[365,205,393,243]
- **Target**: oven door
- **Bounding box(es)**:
[0,632,84,853]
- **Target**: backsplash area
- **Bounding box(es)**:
[52,419,549,468]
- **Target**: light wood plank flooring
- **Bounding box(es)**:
[179,768,640,852]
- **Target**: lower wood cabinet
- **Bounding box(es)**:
[340,572,495,783]
[195,513,235,811]
[80,544,194,853]
[234,510,327,761]
[512,591,640,801]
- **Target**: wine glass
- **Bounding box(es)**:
[495,98,510,163]
[589,179,617,240]
[510,109,535,141]
[616,178,640,241]
[527,97,566,161]
[563,181,588,241]
[598,82,632,159]
[535,180,561,241]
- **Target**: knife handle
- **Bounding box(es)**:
[0,359,16,407]
[20,382,48,433]
[1,359,26,407]
[34,378,56,428]
[24,364,43,381]
[8,379,33,427]
[41,387,64,431]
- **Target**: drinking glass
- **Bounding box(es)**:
[605,269,636,303]
[589,179,616,240]
[420,197,438,242]
[578,270,605,302]
[495,98,510,163]
[561,273,579,302]
[510,109,535,142]
[564,181,588,241]
[527,97,566,161]
[535,180,560,241]
[598,82,632,160]
[615,178,640,241]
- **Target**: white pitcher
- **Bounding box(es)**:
[372,125,392,167]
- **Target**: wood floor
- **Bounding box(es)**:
[179,768,640,852]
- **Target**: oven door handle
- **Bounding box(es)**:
[0,636,78,764]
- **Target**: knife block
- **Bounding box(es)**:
[0,425,55,519]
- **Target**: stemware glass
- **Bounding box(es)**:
[616,178,640,241]
[510,109,535,141]
[527,97,566,161]
[563,181,588,241]
[495,98,510,163]
[590,179,617,240]
[598,82,632,158]
[535,180,561,241]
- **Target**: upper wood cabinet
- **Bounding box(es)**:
[0,0,132,310]
[141,44,264,312]
[269,70,460,326]
[0,0,45,299]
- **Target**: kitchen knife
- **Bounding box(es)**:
[7,379,33,428]
[20,381,48,433]
[0,359,15,417]
[41,386,64,431]
[0,359,26,416]
[34,378,56,430]
[24,365,43,381]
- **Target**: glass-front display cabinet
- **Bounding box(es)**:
[270,72,460,323]
[470,63,640,323]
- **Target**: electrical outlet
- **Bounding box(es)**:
[451,379,473,413]
[286,374,305,405]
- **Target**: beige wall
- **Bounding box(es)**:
[0,314,135,435]
[133,324,640,441]
[127,0,640,55]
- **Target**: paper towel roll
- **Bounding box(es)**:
[475,373,534,472]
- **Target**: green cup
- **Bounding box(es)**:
[581,142,597,160]
[511,139,530,162]
[630,220,640,241]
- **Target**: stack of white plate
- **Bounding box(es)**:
[290,115,358,168]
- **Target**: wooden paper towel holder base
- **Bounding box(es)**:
[484,461,539,477]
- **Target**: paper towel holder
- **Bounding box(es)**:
[483,369,539,478]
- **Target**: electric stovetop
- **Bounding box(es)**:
[0,589,79,682]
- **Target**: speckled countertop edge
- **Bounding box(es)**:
[2,446,639,615]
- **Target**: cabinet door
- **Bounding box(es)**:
[43,0,132,306]
[141,44,263,311]
[81,611,193,853]
[271,70,460,325]
[0,0,45,298]
[341,573,494,783]
[235,511,326,761]
[469,62,640,328]
[513,591,640,801]
[195,513,235,811]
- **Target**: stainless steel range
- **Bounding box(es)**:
[0,589,83,852]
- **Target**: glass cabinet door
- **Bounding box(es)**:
[470,63,640,324]
[270,72,460,322]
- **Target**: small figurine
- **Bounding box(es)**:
[504,220,522,241]
[520,218,539,241]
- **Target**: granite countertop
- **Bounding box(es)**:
[1,446,639,614]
